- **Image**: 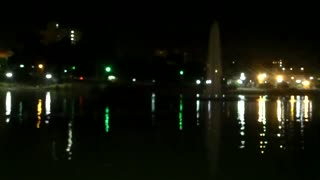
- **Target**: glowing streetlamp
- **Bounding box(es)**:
[276,75,283,83]
[5,72,13,78]
[257,73,267,84]
[38,64,44,69]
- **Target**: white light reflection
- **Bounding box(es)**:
[207,100,212,129]
[151,93,156,126]
[151,93,155,113]
[45,92,51,115]
[5,91,11,123]
[45,92,51,124]
[196,96,200,126]
[66,100,74,160]
[258,96,267,154]
[296,96,301,120]
[19,101,23,123]
[277,97,285,149]
[238,95,245,149]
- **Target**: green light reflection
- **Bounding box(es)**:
[105,106,110,133]
[179,94,183,130]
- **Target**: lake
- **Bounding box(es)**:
[0,89,319,179]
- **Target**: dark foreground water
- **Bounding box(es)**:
[0,89,319,179]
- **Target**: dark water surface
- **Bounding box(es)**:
[0,90,319,179]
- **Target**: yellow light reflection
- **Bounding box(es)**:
[258,96,266,122]
[5,91,11,123]
[303,96,309,120]
[277,99,281,122]
[258,96,267,154]
[36,99,42,128]
[289,96,295,121]
[296,96,301,119]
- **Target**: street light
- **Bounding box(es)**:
[38,64,44,69]
[276,75,283,83]
[5,72,13,78]
[45,74,52,79]
[179,70,184,75]
[105,66,112,73]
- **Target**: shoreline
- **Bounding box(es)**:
[1,83,320,96]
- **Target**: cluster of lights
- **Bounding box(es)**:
[70,30,75,44]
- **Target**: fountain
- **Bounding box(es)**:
[204,21,223,99]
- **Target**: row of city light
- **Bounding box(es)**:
[5,72,53,79]
[257,73,312,87]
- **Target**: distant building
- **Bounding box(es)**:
[40,22,81,45]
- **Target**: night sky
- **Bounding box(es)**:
[0,4,319,67]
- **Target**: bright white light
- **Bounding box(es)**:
[239,95,245,100]
[108,75,116,81]
[6,91,11,116]
[206,80,212,84]
[71,34,75,37]
[132,78,136,82]
[5,72,13,78]
[196,80,201,84]
[56,23,59,28]
[46,74,52,79]
[215,69,218,73]
[301,67,304,71]
[45,92,51,115]
[296,80,302,83]
[64,69,67,73]
[291,76,295,80]
[20,64,24,68]
[309,76,314,80]
[240,72,246,81]
[196,94,200,98]
[237,79,243,84]
[71,37,74,41]
[151,93,156,113]
[71,30,75,34]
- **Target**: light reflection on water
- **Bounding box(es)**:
[237,95,245,149]
[45,92,51,124]
[36,99,42,128]
[0,91,319,179]
[5,91,11,123]
[179,94,183,130]
[258,96,267,154]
